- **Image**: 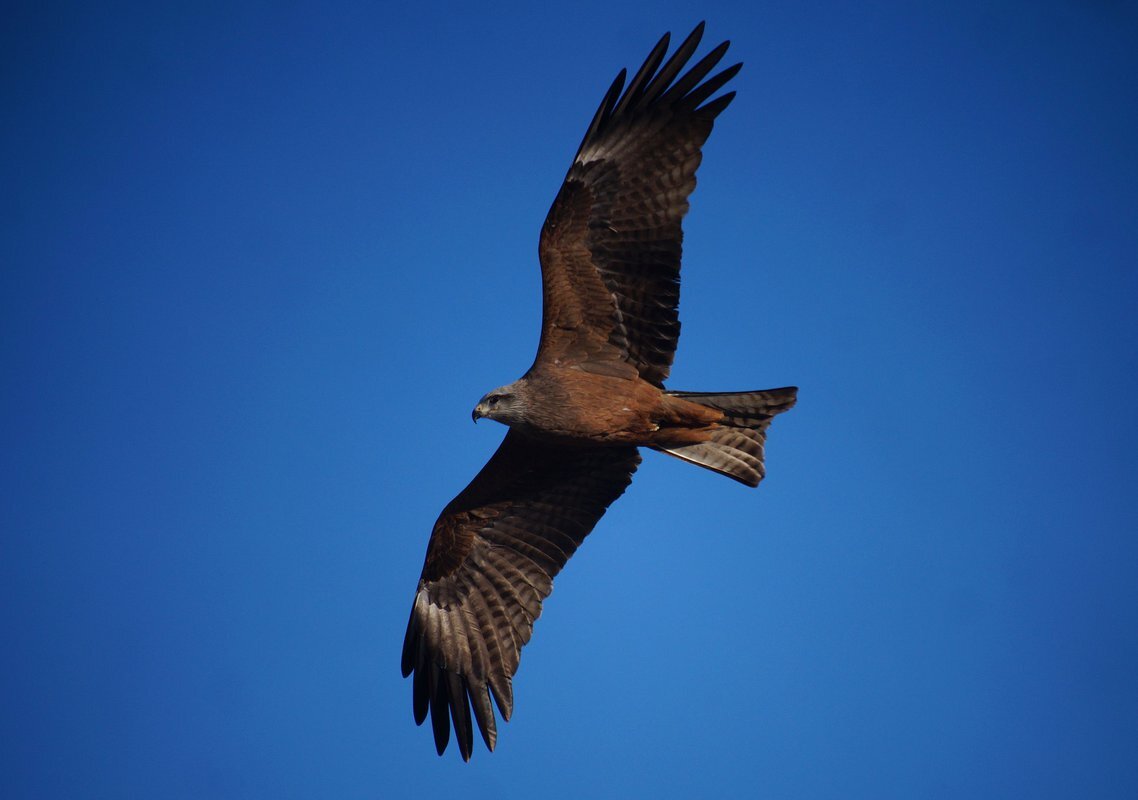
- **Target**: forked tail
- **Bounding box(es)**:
[653,387,797,487]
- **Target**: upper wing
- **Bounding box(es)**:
[535,22,742,386]
[401,430,641,760]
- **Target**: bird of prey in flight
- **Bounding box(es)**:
[402,22,797,760]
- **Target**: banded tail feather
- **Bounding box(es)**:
[655,388,797,486]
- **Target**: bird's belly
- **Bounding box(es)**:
[523,371,716,446]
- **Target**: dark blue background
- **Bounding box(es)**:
[4,2,1136,797]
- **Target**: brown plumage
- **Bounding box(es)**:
[402,23,797,760]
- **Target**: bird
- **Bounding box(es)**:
[401,22,797,760]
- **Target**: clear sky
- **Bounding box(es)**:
[3,1,1137,797]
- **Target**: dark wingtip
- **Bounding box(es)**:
[697,90,737,120]
[446,671,474,761]
[577,21,739,154]
[427,666,451,755]
[400,607,418,678]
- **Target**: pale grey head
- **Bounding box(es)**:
[471,381,529,426]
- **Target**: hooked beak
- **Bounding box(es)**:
[472,402,487,423]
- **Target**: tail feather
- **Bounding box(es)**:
[654,387,796,487]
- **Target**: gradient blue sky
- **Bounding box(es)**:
[3,2,1137,797]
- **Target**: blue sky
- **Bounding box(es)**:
[3,1,1137,797]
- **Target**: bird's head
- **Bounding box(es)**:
[472,384,525,425]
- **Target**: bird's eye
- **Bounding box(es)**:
[488,395,500,406]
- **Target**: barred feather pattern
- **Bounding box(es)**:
[655,388,798,486]
[536,22,741,387]
[402,431,640,760]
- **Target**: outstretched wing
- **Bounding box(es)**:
[535,22,741,386]
[402,430,640,760]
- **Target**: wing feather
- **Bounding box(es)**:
[634,22,707,110]
[676,62,741,111]
[657,40,731,105]
[610,32,670,118]
[577,70,626,158]
[402,430,640,759]
[427,666,450,754]
[536,22,741,387]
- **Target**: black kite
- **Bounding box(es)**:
[402,23,797,760]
